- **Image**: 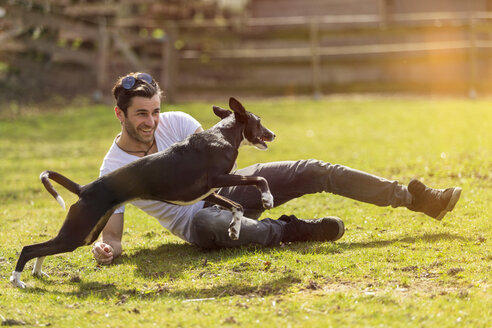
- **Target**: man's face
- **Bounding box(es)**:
[117,95,161,144]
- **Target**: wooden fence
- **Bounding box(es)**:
[166,11,492,100]
[2,1,492,103]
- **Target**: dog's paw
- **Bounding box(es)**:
[228,221,240,240]
[262,192,274,209]
[32,257,48,279]
[10,272,26,288]
[32,270,49,279]
[228,210,242,240]
[228,227,239,240]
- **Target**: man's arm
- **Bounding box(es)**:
[92,213,124,265]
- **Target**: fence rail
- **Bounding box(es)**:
[2,4,492,101]
[172,12,488,98]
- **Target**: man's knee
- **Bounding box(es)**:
[290,159,332,189]
[300,159,331,174]
[189,208,230,249]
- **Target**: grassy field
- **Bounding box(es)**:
[0,97,491,327]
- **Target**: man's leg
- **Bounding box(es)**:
[217,159,413,219]
[189,206,284,249]
[190,160,460,249]
[189,207,344,249]
[218,159,459,221]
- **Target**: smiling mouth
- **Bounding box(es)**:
[140,127,154,134]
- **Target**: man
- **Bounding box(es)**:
[92,72,461,264]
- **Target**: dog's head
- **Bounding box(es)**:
[213,97,275,150]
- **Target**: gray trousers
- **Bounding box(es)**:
[189,159,413,249]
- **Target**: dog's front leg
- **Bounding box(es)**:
[208,174,274,209]
[203,193,244,240]
[261,189,274,209]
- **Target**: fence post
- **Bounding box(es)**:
[378,0,389,29]
[310,16,322,99]
[95,16,109,102]
[468,12,477,99]
[161,22,178,104]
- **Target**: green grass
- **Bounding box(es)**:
[0,97,491,327]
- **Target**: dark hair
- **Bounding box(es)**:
[112,72,163,116]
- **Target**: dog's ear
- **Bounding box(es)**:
[213,105,232,119]
[229,97,247,123]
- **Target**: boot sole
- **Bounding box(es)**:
[333,217,345,241]
[435,187,462,220]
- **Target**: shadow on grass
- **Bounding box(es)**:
[118,242,200,279]
[337,232,470,250]
[113,232,467,279]
[19,232,468,299]
[19,242,297,299]
[173,274,303,299]
[118,242,283,279]
[23,271,302,300]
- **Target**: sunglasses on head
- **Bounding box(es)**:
[121,73,154,90]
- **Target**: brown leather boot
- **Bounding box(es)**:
[407,179,462,220]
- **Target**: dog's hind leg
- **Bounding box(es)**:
[32,256,48,278]
[229,208,243,240]
[10,237,80,288]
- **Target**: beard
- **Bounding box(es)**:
[123,119,155,146]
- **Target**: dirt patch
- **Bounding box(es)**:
[299,277,486,298]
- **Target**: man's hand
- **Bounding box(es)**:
[93,212,123,265]
[92,242,115,265]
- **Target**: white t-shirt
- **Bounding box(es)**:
[100,111,204,242]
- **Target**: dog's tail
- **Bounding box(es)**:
[40,170,82,210]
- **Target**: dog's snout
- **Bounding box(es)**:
[266,130,275,141]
